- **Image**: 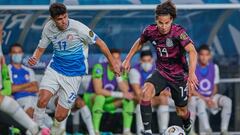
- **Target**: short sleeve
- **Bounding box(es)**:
[177,28,193,47]
[129,68,141,84]
[78,22,99,45]
[214,64,220,84]
[38,25,51,48]
[28,68,36,82]
[92,64,103,79]
[140,26,150,43]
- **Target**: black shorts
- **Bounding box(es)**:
[145,70,188,107]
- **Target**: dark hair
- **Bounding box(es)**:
[140,51,153,58]
[49,3,67,18]
[10,43,23,52]
[110,48,121,54]
[155,0,177,19]
[198,44,211,53]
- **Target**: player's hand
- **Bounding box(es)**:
[123,92,134,100]
[28,56,38,66]
[122,59,131,72]
[111,61,121,77]
[187,73,199,93]
[205,98,216,108]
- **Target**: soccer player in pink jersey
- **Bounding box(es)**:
[122,1,198,134]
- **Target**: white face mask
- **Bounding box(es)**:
[141,62,153,72]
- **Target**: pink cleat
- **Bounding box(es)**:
[41,127,50,135]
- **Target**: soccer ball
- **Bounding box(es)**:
[164,125,186,135]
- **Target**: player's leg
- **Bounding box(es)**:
[196,98,212,134]
[188,96,198,135]
[122,99,134,135]
[74,96,95,135]
[141,71,167,135]
[153,90,170,134]
[34,68,59,128]
[92,95,106,134]
[169,82,191,134]
[135,104,144,135]
[0,94,41,135]
[212,94,232,134]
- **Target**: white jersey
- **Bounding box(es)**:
[38,19,98,76]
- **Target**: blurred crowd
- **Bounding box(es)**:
[0,41,232,135]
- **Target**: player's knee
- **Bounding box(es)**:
[37,97,49,108]
[159,95,168,105]
[142,83,154,101]
[55,113,68,122]
[74,98,85,109]
[222,97,232,107]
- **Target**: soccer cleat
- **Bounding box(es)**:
[41,127,50,135]
[183,121,192,135]
[204,129,212,135]
[141,130,152,135]
[220,130,229,135]
[123,131,133,135]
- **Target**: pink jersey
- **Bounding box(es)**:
[140,24,194,83]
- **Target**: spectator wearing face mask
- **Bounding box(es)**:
[8,43,52,128]
[129,48,173,135]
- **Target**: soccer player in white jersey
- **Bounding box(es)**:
[28,3,120,132]
[0,23,48,135]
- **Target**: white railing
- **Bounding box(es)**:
[0,4,240,10]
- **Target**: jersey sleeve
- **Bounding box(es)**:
[214,64,220,84]
[129,68,141,84]
[140,26,150,43]
[38,25,51,48]
[28,68,36,82]
[177,28,194,47]
[78,22,99,45]
[92,64,103,79]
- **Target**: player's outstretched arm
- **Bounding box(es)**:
[122,38,144,71]
[28,47,46,66]
[184,43,198,93]
[95,38,120,76]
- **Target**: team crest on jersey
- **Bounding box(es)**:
[67,34,73,41]
[180,32,188,40]
[166,38,174,47]
[89,30,94,37]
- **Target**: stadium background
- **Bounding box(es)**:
[0,0,240,134]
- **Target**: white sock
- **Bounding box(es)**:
[123,128,130,133]
[136,104,144,135]
[220,97,232,131]
[73,110,80,132]
[43,113,53,128]
[0,96,39,134]
[189,97,197,133]
[80,106,95,135]
[34,106,46,128]
[157,105,169,133]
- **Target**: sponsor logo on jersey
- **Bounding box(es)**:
[67,34,73,41]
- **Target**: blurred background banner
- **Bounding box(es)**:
[1,0,240,5]
[0,8,240,70]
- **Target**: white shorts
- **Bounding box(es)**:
[16,96,37,111]
[40,67,82,109]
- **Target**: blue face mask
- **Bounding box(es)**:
[11,54,23,64]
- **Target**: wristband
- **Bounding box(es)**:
[110,91,123,98]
